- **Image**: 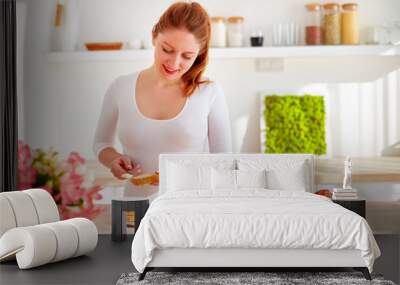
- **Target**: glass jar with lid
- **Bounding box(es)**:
[210,17,226,48]
[227,16,244,47]
[341,3,359,44]
[305,3,322,45]
[322,3,341,45]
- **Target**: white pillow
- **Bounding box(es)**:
[167,162,211,191]
[237,159,309,191]
[211,169,268,190]
[236,169,267,189]
[266,162,308,191]
[211,168,236,190]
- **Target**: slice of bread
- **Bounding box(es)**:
[130,172,159,186]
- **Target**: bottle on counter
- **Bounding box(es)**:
[227,16,245,47]
[341,3,359,45]
[322,3,341,45]
[305,3,322,45]
[210,17,227,48]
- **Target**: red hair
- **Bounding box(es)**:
[152,2,211,97]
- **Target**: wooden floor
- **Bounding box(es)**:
[0,235,398,285]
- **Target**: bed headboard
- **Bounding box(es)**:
[159,153,316,194]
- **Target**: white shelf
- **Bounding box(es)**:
[210,45,400,58]
[47,45,400,62]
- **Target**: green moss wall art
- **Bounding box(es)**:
[263,95,327,155]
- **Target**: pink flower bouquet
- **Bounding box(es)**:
[18,140,103,220]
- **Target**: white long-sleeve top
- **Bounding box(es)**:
[93,71,232,197]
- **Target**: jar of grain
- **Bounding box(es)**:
[341,3,359,44]
[227,16,244,47]
[322,3,341,45]
[305,3,322,45]
[210,17,226,48]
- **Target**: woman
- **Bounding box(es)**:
[93,2,232,198]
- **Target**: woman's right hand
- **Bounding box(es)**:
[110,155,141,180]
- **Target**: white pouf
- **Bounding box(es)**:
[0,189,98,269]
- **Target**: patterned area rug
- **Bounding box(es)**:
[116,271,396,285]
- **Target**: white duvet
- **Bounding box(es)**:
[131,190,380,273]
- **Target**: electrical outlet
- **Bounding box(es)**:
[255,58,284,72]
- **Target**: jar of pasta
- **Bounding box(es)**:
[322,3,341,45]
[210,17,226,48]
[227,16,244,47]
[305,3,322,45]
[341,3,359,45]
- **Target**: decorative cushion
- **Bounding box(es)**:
[167,162,212,191]
[166,159,235,192]
[160,157,235,194]
[237,159,309,191]
[266,161,308,191]
[211,168,237,190]
[236,169,267,189]
[211,169,268,190]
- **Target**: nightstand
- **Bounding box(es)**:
[112,198,149,242]
[333,199,366,218]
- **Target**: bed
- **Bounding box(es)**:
[131,153,380,281]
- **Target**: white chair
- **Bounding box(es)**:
[0,189,98,269]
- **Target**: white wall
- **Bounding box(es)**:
[20,0,400,159]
